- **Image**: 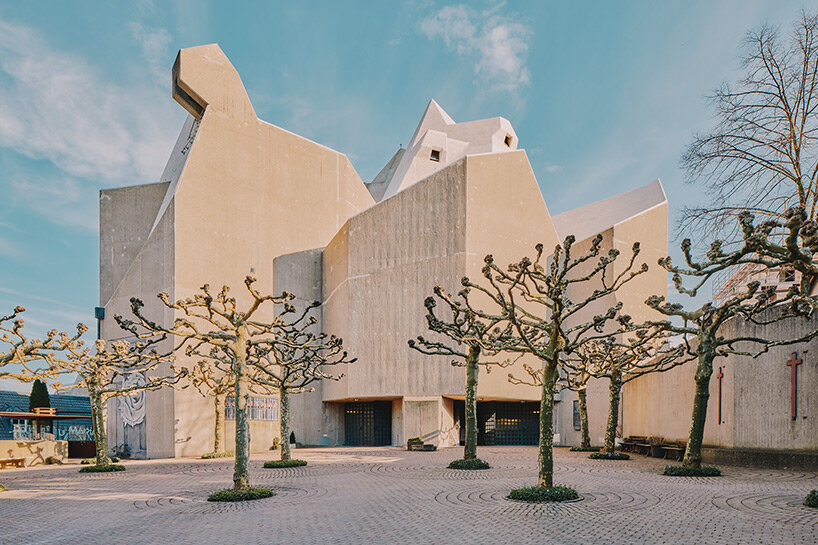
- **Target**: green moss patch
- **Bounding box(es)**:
[447,458,491,470]
[589,451,630,460]
[201,451,234,459]
[80,457,119,465]
[508,486,579,503]
[78,464,126,473]
[207,487,275,502]
[263,459,307,468]
[804,490,818,508]
[0,484,5,492]
[570,446,601,452]
[663,465,721,477]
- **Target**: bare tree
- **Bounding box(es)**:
[564,366,593,449]
[117,276,314,492]
[463,235,647,489]
[1,306,85,381]
[248,323,354,461]
[189,356,234,455]
[682,12,818,239]
[409,286,513,463]
[572,335,689,454]
[53,338,185,466]
[647,211,818,467]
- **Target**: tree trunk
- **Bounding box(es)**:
[279,387,291,461]
[232,330,250,490]
[578,387,591,449]
[90,389,110,466]
[464,345,480,461]
[683,351,714,468]
[214,392,225,454]
[537,362,559,489]
[604,373,622,454]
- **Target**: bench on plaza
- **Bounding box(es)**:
[662,440,686,461]
[0,458,25,469]
[621,436,646,452]
[635,437,653,456]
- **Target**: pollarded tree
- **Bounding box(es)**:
[117,276,316,494]
[189,357,233,455]
[248,325,355,462]
[53,338,186,467]
[565,366,593,450]
[1,306,85,381]
[647,211,818,468]
[571,334,689,455]
[463,235,647,490]
[408,286,514,464]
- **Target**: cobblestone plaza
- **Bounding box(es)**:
[1,447,816,544]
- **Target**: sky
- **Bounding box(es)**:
[0,1,810,391]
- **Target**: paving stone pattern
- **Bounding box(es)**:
[0,447,816,544]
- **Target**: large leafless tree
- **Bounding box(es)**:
[648,210,818,467]
[463,235,647,489]
[682,12,818,239]
[409,286,513,462]
[53,338,185,466]
[248,322,354,461]
[117,276,316,491]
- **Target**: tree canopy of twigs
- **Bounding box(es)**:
[0,306,85,381]
[53,337,185,466]
[462,235,648,489]
[117,276,322,491]
[681,12,818,239]
[646,210,818,467]
[248,319,354,461]
[408,285,515,462]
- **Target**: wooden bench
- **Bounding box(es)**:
[662,440,686,461]
[621,436,646,453]
[0,458,25,469]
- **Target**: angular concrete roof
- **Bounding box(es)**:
[378,100,519,201]
[551,179,667,243]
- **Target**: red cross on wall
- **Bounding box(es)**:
[786,353,802,421]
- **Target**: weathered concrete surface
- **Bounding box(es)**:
[1,447,816,544]
[101,44,374,458]
[623,309,818,454]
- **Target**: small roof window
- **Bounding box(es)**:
[430,149,441,162]
[504,134,513,147]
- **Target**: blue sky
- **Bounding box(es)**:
[0,1,809,391]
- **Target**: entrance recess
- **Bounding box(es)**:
[344,401,392,446]
[455,401,539,445]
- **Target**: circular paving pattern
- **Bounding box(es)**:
[2,447,816,544]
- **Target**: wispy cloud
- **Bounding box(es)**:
[0,19,180,185]
[543,162,562,174]
[420,4,531,92]
[129,22,172,86]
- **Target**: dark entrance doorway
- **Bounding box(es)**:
[454,401,539,445]
[344,401,392,446]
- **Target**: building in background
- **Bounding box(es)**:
[99,44,669,456]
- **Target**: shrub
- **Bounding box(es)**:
[663,465,721,477]
[804,490,818,508]
[589,452,630,460]
[508,486,579,503]
[201,451,234,459]
[570,446,600,452]
[447,458,490,470]
[263,459,307,468]
[408,437,423,443]
[81,457,120,465]
[0,484,5,493]
[79,464,126,473]
[207,487,275,502]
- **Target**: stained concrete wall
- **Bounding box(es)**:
[623,309,817,451]
[102,44,374,458]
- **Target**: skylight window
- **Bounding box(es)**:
[430,149,441,162]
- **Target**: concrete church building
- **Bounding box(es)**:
[100,44,671,457]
